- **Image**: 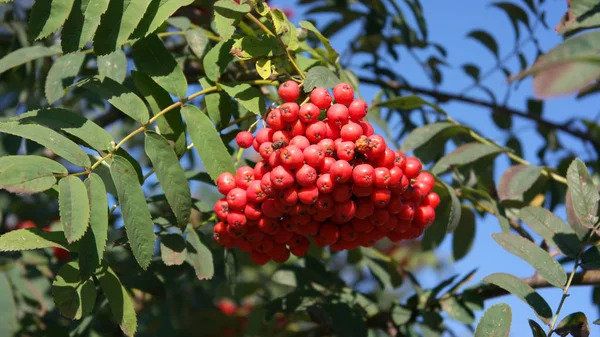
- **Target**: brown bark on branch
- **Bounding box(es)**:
[358,77,600,149]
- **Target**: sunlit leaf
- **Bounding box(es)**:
[62,0,110,52]
[45,53,86,104]
[94,0,152,55]
[29,0,75,40]
[59,176,90,243]
[52,262,96,320]
[566,158,599,228]
[474,303,512,337]
[519,206,580,257]
[498,165,543,201]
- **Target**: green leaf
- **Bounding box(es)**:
[59,176,90,243]
[554,312,590,337]
[0,273,17,336]
[376,95,445,114]
[440,296,475,324]
[432,143,505,175]
[52,262,96,320]
[0,228,70,252]
[131,0,194,39]
[0,45,62,74]
[529,320,547,337]
[213,0,250,40]
[391,305,412,325]
[199,77,232,128]
[0,121,90,167]
[581,246,600,269]
[422,179,461,250]
[400,122,466,153]
[110,155,155,270]
[303,66,341,92]
[453,207,476,261]
[160,234,187,266]
[16,108,114,152]
[132,71,186,155]
[498,165,543,201]
[0,156,65,194]
[185,229,214,280]
[520,206,580,257]
[61,0,110,52]
[256,58,272,80]
[79,173,108,280]
[132,34,188,98]
[181,105,235,182]
[45,53,86,104]
[220,81,265,116]
[556,0,600,34]
[98,49,127,84]
[97,264,138,337]
[224,248,237,295]
[29,0,75,40]
[492,2,529,40]
[483,272,552,324]
[365,257,403,289]
[299,21,339,63]
[203,40,235,82]
[467,30,499,57]
[474,303,512,337]
[231,35,284,60]
[492,233,567,288]
[145,131,191,229]
[185,28,209,59]
[93,0,152,55]
[81,76,149,124]
[566,158,599,228]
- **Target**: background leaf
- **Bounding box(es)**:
[185,28,209,59]
[160,234,187,266]
[474,303,512,337]
[131,0,194,39]
[51,262,96,320]
[432,143,505,175]
[492,233,567,288]
[0,45,62,74]
[498,165,543,201]
[45,53,86,104]
[0,273,17,336]
[145,131,191,229]
[132,34,188,98]
[453,207,476,261]
[519,206,580,257]
[59,176,90,243]
[220,81,266,116]
[79,173,108,280]
[567,158,599,228]
[181,105,235,181]
[97,264,138,337]
[0,228,70,252]
[185,229,214,280]
[81,76,150,124]
[110,155,155,270]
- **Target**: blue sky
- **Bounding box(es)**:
[270,0,600,336]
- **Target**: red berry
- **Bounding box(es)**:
[260,173,276,197]
[216,172,236,195]
[256,128,274,144]
[341,225,358,242]
[386,197,403,214]
[370,209,390,226]
[290,135,310,151]
[415,205,435,226]
[318,139,335,157]
[236,131,254,149]
[335,199,356,221]
[261,198,284,219]
[253,160,270,180]
[398,202,416,220]
[359,121,374,136]
[289,235,310,257]
[326,104,349,128]
[374,148,395,169]
[270,244,291,263]
[330,160,352,183]
[269,151,282,168]
[253,236,274,254]
[274,228,294,244]
[371,188,391,208]
[227,211,247,228]
[270,165,295,189]
[298,185,319,205]
[226,188,247,211]
[352,184,373,197]
[332,183,352,203]
[258,216,280,234]
[272,130,292,144]
[278,80,300,102]
[336,141,355,161]
[352,164,375,187]
[244,202,262,220]
[266,109,285,130]
[310,88,332,109]
[348,99,367,120]
[320,157,336,174]
[305,121,327,143]
[296,164,317,186]
[340,121,363,142]
[316,173,335,194]
[278,187,298,206]
[299,103,320,124]
[297,220,320,236]
[404,157,422,179]
[280,145,304,169]
[325,120,341,139]
[235,166,254,190]
[366,134,386,159]
[373,167,391,189]
[245,227,265,243]
[333,82,354,105]
[280,102,299,122]
[217,299,237,316]
[394,151,407,170]
[355,198,375,219]
[214,198,230,221]
[424,192,441,208]
[259,142,274,160]
[303,144,325,167]
[288,119,306,136]
[250,250,271,265]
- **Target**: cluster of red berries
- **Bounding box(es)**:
[213,81,440,265]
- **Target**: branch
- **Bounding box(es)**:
[358,77,600,149]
